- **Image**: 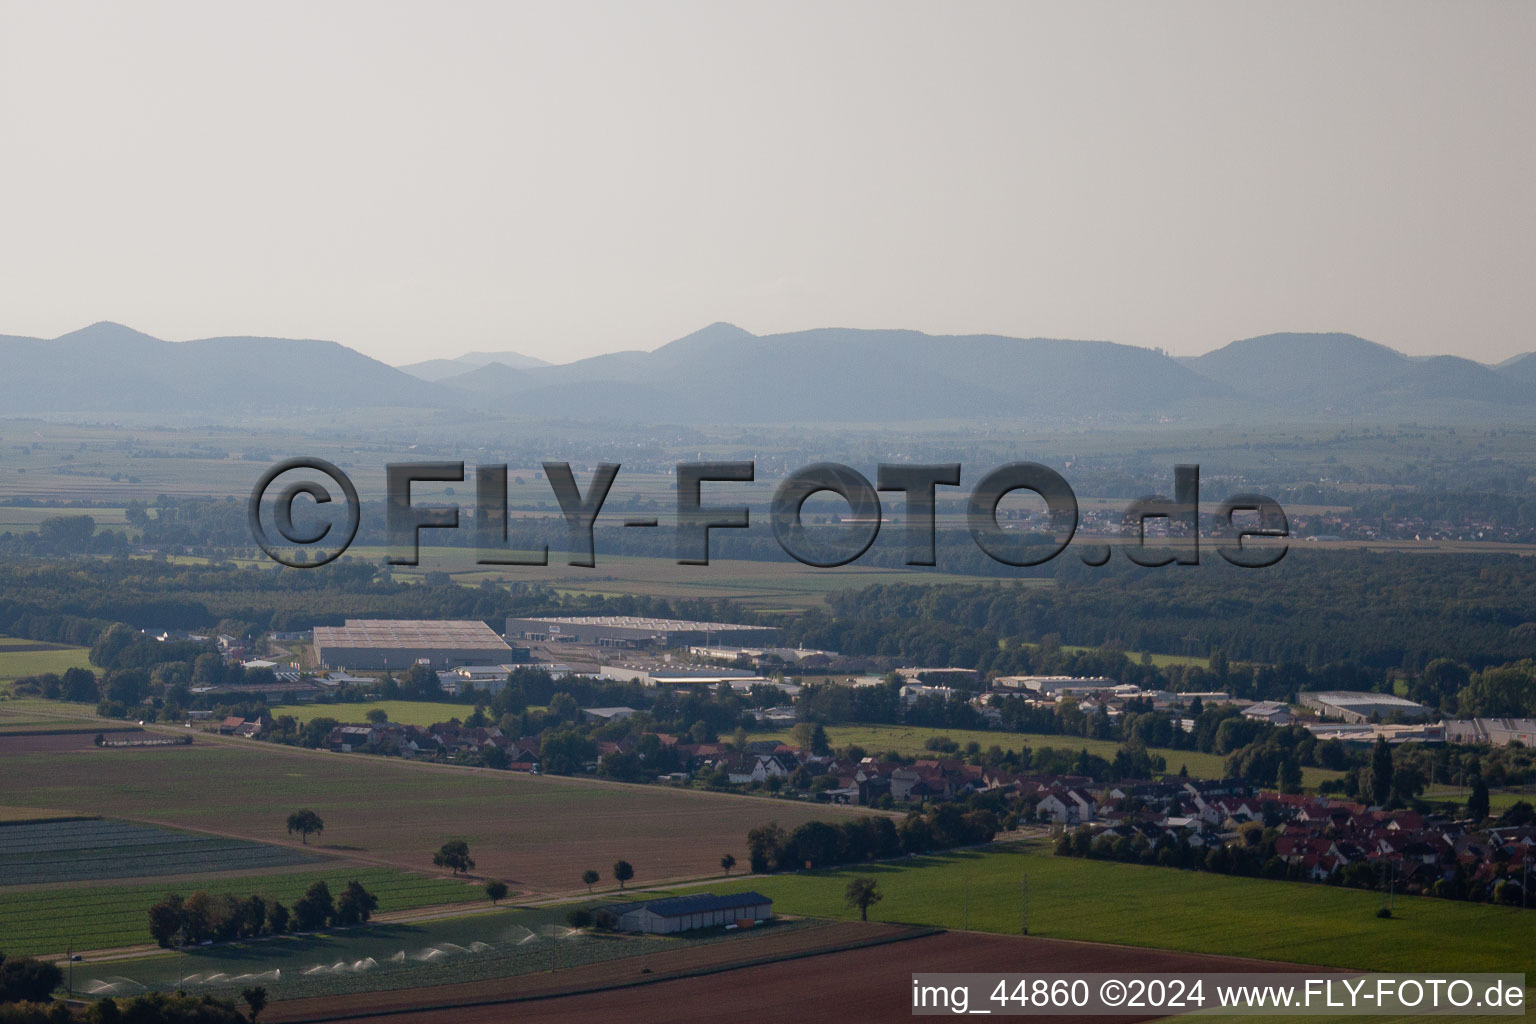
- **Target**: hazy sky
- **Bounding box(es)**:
[2,1,1532,366]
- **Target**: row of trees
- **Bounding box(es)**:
[0,992,254,1024]
[147,881,377,948]
[747,807,998,875]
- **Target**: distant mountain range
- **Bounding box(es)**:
[399,350,550,381]
[1,321,1531,425]
[0,322,442,416]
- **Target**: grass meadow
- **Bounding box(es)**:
[0,696,104,731]
[689,842,1536,976]
[266,701,479,727]
[1,865,483,957]
[0,641,94,684]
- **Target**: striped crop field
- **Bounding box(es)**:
[0,818,321,886]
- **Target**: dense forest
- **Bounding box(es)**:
[809,551,1536,671]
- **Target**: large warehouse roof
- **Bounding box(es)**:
[627,892,772,918]
[515,616,773,632]
[313,619,510,650]
[1304,691,1425,709]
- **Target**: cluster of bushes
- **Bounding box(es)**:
[0,992,250,1024]
[1,947,265,1022]
[1055,824,1269,873]
[747,807,998,874]
[148,881,376,948]
[8,667,99,703]
[0,954,62,1007]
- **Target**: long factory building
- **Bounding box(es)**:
[506,615,776,649]
[313,619,517,670]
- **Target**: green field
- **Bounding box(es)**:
[0,642,94,683]
[1,818,322,887]
[0,507,132,533]
[267,701,476,727]
[690,843,1536,976]
[1049,643,1227,669]
[0,806,88,823]
[1423,784,1534,813]
[0,866,484,957]
[755,722,1345,790]
[0,696,103,731]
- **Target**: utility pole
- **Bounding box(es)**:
[963,879,969,931]
[1020,876,1028,936]
[66,942,72,997]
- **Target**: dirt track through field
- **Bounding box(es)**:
[264,927,1328,1024]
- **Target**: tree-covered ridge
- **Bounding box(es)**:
[812,551,1536,671]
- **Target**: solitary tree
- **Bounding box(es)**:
[566,908,594,929]
[485,880,509,905]
[720,853,736,877]
[434,839,476,875]
[613,860,635,889]
[1469,777,1491,822]
[844,877,883,922]
[1367,738,1393,807]
[241,986,268,1023]
[286,809,324,845]
[581,869,600,893]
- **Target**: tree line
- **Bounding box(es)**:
[147,880,377,948]
[746,806,999,874]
